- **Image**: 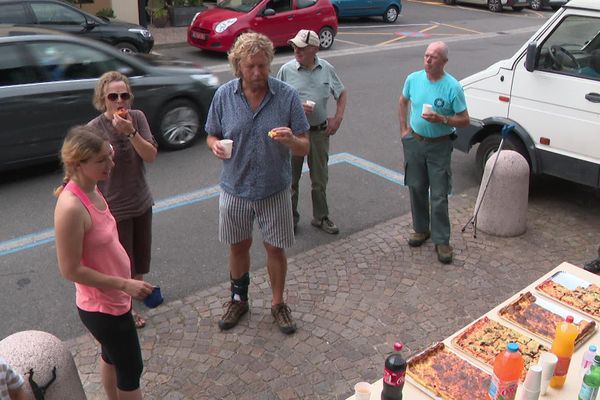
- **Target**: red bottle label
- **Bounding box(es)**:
[554,356,571,377]
[383,367,405,387]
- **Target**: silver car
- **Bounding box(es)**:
[443,0,528,12]
[0,25,219,171]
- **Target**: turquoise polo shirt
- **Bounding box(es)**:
[402,70,467,138]
[276,55,345,126]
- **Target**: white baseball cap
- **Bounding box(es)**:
[288,29,320,48]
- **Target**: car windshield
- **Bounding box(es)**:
[217,0,262,13]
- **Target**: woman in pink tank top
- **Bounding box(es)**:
[54,126,154,400]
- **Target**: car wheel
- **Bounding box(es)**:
[155,99,201,150]
[383,5,399,23]
[444,0,456,4]
[487,0,503,12]
[475,133,529,178]
[530,0,543,10]
[319,27,335,50]
[512,6,524,11]
[115,42,139,54]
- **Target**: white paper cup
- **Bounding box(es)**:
[422,103,433,114]
[353,381,371,400]
[538,351,558,395]
[305,100,316,112]
[523,364,542,391]
[220,139,233,159]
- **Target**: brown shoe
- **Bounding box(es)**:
[218,300,248,330]
[435,244,453,264]
[408,231,430,247]
[271,303,297,334]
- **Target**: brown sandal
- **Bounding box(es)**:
[132,311,146,329]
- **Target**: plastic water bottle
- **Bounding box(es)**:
[578,355,600,400]
[381,342,406,400]
[582,345,598,377]
[488,342,524,400]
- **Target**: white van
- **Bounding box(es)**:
[455,0,600,188]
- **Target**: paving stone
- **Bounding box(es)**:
[67,187,600,399]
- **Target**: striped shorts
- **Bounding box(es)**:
[219,188,295,248]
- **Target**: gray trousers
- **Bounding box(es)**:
[402,135,453,245]
[291,128,330,224]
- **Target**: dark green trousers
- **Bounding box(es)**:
[291,128,330,224]
[402,135,453,245]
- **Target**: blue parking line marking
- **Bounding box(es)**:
[0,153,405,257]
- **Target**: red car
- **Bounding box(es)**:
[188,0,338,52]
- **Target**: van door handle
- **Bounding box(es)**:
[585,92,600,103]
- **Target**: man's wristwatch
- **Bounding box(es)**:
[127,129,137,138]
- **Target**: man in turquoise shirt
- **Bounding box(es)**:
[398,42,470,264]
[277,29,348,235]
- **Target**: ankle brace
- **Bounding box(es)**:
[230,272,250,302]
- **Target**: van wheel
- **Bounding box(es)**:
[475,133,530,178]
[319,27,335,50]
[487,0,503,12]
[155,99,201,150]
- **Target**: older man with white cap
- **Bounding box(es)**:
[277,29,347,235]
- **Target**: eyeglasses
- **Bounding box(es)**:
[106,92,131,101]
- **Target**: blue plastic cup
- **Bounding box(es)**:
[143,286,163,308]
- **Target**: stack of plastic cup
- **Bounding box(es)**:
[538,351,558,395]
[519,365,542,400]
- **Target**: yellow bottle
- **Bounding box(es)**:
[550,315,579,388]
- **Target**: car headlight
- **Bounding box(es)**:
[129,28,153,39]
[191,74,220,87]
[215,18,237,33]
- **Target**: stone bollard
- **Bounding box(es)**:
[0,330,86,400]
[474,150,529,237]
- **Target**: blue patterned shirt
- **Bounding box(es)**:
[205,76,310,200]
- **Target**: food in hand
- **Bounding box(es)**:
[268,130,278,138]
[116,107,129,119]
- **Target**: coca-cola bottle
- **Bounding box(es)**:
[381,342,406,400]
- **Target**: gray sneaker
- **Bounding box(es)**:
[271,303,297,334]
[218,300,248,330]
[311,217,339,234]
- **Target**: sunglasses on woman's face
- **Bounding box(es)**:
[106,92,131,101]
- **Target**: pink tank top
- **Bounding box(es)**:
[65,181,131,315]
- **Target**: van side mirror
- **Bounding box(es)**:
[262,8,276,16]
[525,42,538,72]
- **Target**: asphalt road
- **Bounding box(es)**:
[0,1,561,340]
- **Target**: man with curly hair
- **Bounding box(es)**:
[205,32,309,334]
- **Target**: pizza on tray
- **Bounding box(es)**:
[498,292,596,345]
[408,342,491,400]
[537,279,600,318]
[452,316,547,379]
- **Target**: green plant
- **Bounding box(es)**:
[152,7,168,18]
[96,8,115,18]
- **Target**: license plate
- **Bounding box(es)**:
[192,31,207,40]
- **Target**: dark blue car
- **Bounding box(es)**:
[331,0,402,22]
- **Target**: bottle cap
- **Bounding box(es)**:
[566,315,574,323]
[590,345,597,352]
[393,342,403,352]
[507,342,519,352]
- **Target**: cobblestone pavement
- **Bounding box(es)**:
[67,187,600,399]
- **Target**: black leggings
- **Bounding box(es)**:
[78,308,143,391]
